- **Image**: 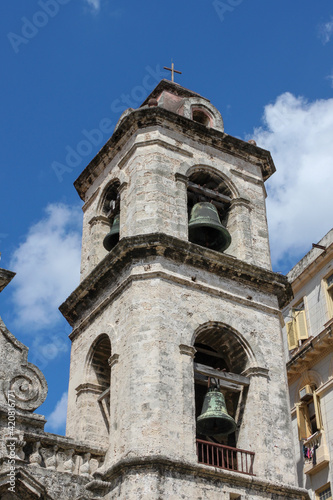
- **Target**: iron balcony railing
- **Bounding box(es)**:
[196,439,255,475]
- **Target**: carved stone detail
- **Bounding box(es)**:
[79,452,91,477]
[0,318,48,412]
[63,448,75,473]
[29,441,42,466]
[42,445,58,470]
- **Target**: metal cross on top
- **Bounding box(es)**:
[163,61,182,82]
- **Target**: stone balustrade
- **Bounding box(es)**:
[0,429,106,478]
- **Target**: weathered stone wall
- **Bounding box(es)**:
[66,251,295,485]
[98,459,308,500]
[79,124,272,280]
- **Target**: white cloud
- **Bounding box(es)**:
[84,0,101,12]
[10,204,82,331]
[30,336,69,371]
[252,92,333,269]
[47,392,68,431]
[318,16,333,44]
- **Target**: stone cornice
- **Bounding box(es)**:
[59,233,292,327]
[99,455,309,499]
[74,107,276,201]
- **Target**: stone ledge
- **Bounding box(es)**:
[99,455,309,499]
[60,233,292,327]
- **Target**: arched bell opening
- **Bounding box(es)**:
[85,334,112,435]
[187,170,233,252]
[101,180,121,252]
[193,326,250,449]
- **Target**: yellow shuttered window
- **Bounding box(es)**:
[286,320,297,350]
[296,403,312,440]
[286,303,309,351]
[295,310,308,340]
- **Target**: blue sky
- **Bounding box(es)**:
[1,0,333,435]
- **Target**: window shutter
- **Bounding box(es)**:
[296,403,311,440]
[313,391,323,430]
[295,310,308,340]
[296,403,307,440]
[286,320,297,350]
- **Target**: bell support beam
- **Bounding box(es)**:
[187,181,232,204]
[194,362,250,392]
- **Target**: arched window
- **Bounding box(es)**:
[187,170,233,252]
[192,108,212,127]
[194,325,249,448]
[75,334,112,443]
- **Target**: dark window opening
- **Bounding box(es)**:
[102,181,121,251]
[194,341,238,448]
[90,335,111,433]
[192,109,211,127]
[102,181,121,219]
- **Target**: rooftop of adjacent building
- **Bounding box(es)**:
[287,228,333,285]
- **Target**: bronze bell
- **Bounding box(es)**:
[197,388,237,436]
[103,214,120,251]
[188,202,231,252]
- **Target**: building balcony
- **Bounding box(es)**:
[303,431,330,475]
[196,439,255,475]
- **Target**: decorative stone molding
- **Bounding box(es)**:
[242,366,269,379]
[80,452,92,477]
[118,181,128,194]
[230,197,252,211]
[41,445,58,470]
[175,173,188,184]
[0,318,47,412]
[108,353,119,368]
[63,448,75,473]
[179,344,196,358]
[76,383,103,397]
[88,215,110,228]
[4,365,48,412]
[29,441,42,467]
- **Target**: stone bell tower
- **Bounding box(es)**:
[60,80,308,499]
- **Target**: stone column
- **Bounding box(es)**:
[88,215,110,269]
[175,172,189,240]
[179,344,197,463]
[227,198,253,264]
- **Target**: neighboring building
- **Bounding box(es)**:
[0,80,310,499]
[283,229,333,500]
